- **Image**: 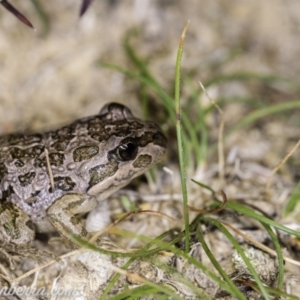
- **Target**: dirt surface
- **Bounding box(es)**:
[0,1,300,299]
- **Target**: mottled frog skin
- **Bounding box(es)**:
[0,103,167,245]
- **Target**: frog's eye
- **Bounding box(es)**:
[117,139,138,161]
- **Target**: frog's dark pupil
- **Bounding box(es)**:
[118,141,138,161]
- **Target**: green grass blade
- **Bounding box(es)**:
[204,72,300,94]
[262,224,284,293]
[107,284,181,300]
[29,0,50,34]
[123,39,204,165]
[204,217,270,299]
[229,101,300,134]
[110,228,247,298]
[259,286,300,300]
[80,226,245,298]
[191,179,216,194]
[100,229,187,299]
[225,201,300,238]
[284,180,300,216]
[174,21,190,253]
[196,226,246,300]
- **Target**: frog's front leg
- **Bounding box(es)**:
[47,194,98,243]
[0,202,35,245]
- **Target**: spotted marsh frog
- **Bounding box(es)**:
[0,103,167,247]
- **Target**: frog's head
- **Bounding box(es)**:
[86,102,167,199]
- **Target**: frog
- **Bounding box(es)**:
[0,102,167,252]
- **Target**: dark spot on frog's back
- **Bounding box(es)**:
[18,172,36,187]
[10,145,44,159]
[0,186,14,202]
[49,153,65,166]
[26,145,44,158]
[25,134,43,145]
[34,158,45,168]
[53,176,76,191]
[52,138,72,151]
[14,159,25,168]
[52,125,76,138]
[7,133,42,146]
[10,147,25,159]
[73,145,99,162]
[8,134,24,145]
[51,126,76,151]
[0,162,8,182]
[7,134,25,145]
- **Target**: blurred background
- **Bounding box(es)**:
[0,0,299,127]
